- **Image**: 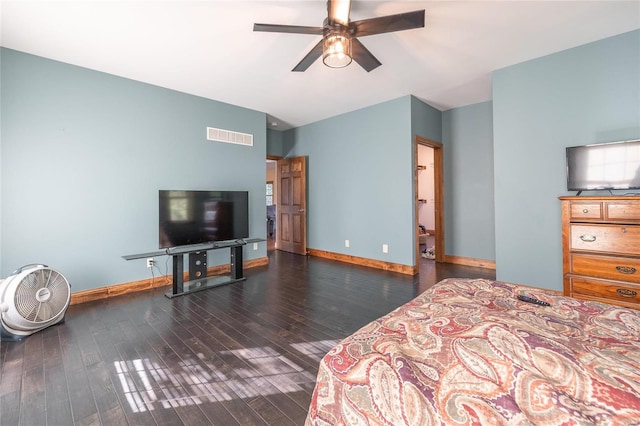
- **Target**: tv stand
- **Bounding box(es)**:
[123,239,262,298]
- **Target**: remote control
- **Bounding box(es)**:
[517,295,550,306]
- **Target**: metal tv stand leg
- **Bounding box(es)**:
[165,243,246,299]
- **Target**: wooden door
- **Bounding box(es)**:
[276,157,307,255]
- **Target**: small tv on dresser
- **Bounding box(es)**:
[566,139,640,193]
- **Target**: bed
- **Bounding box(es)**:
[305,278,640,425]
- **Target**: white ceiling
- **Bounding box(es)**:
[2,1,639,130]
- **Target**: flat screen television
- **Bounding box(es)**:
[159,190,249,248]
[566,139,640,192]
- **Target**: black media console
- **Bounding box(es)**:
[123,239,263,298]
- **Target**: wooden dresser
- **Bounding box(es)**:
[560,196,640,309]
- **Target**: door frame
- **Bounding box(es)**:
[266,156,281,249]
[414,136,444,264]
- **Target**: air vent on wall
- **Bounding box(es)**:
[207,127,253,147]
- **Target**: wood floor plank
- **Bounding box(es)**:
[0,391,22,425]
[19,363,46,426]
[1,341,25,425]
[125,323,195,425]
[74,411,102,426]
[84,359,129,425]
[248,395,298,426]
[18,335,46,425]
[61,340,100,422]
[42,334,74,426]
[114,319,187,426]
[196,402,243,426]
[91,326,157,425]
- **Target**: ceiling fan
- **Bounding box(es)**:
[253,0,425,72]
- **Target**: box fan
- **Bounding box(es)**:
[0,264,71,341]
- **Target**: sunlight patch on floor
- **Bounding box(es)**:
[113,339,339,412]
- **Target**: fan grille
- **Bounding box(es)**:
[14,268,70,323]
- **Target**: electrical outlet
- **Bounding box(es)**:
[382,244,389,253]
[146,258,154,268]
[345,239,350,248]
[253,242,258,250]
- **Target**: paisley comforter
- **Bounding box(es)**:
[305,278,640,425]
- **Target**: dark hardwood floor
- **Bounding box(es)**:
[0,251,495,426]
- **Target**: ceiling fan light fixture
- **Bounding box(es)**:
[322,33,352,68]
[254,3,425,73]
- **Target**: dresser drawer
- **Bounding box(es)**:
[569,202,602,220]
[570,277,640,307]
[570,224,640,255]
[571,253,640,283]
[606,201,640,223]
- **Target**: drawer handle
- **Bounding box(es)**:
[616,266,637,274]
[616,288,638,298]
[582,209,589,213]
[579,234,597,242]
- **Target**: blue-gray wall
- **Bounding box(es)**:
[267,128,284,157]
[283,95,442,267]
[1,48,267,291]
[411,95,442,142]
[443,101,495,261]
[493,29,640,290]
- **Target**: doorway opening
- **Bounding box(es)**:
[417,144,435,258]
[266,158,279,251]
[414,136,444,266]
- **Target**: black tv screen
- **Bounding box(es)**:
[159,190,249,248]
[566,140,640,191]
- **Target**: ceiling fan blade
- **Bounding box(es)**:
[253,23,323,35]
[328,0,351,26]
[350,10,425,37]
[351,38,382,72]
[292,39,324,72]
